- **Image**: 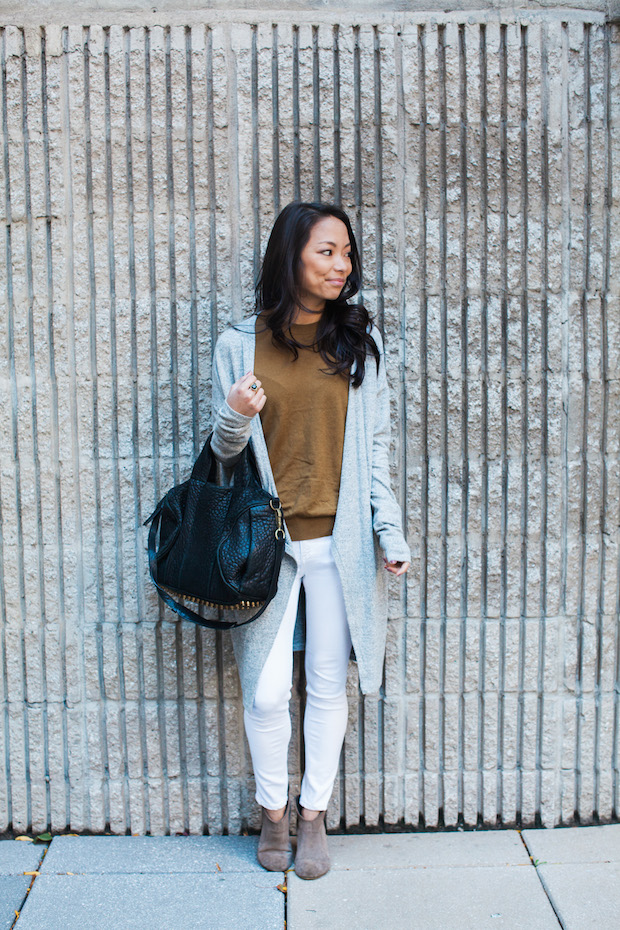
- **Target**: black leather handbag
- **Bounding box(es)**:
[144,434,285,630]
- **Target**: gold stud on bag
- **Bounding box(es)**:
[144,434,285,630]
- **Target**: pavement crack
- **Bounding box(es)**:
[9,843,49,927]
[518,830,566,930]
[282,868,290,928]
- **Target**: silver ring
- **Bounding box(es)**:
[250,382,258,391]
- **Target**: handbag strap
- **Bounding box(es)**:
[190,432,261,488]
[145,503,285,631]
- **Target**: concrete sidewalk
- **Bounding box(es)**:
[2,824,619,929]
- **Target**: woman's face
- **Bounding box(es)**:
[295,216,353,319]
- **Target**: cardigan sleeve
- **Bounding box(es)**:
[210,329,254,466]
[369,328,412,564]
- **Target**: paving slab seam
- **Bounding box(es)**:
[283,869,290,929]
[518,831,565,930]
[9,845,48,930]
[35,868,284,876]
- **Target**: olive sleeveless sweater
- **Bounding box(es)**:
[254,318,349,541]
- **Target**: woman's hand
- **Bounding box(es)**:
[226,371,267,417]
[384,558,410,577]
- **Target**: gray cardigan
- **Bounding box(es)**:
[211,318,410,711]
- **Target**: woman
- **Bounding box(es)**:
[210,202,410,880]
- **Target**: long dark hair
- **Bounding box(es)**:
[255,202,379,388]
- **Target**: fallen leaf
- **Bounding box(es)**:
[277,883,287,894]
[215,863,222,872]
[15,836,33,842]
[24,871,40,876]
[34,832,52,844]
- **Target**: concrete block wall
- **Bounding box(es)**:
[0,4,618,835]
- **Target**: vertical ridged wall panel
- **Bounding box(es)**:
[0,12,618,834]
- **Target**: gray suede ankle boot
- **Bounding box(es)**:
[294,798,330,880]
[257,800,292,871]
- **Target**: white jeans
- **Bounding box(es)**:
[244,536,352,812]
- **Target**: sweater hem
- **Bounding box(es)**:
[286,514,336,541]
